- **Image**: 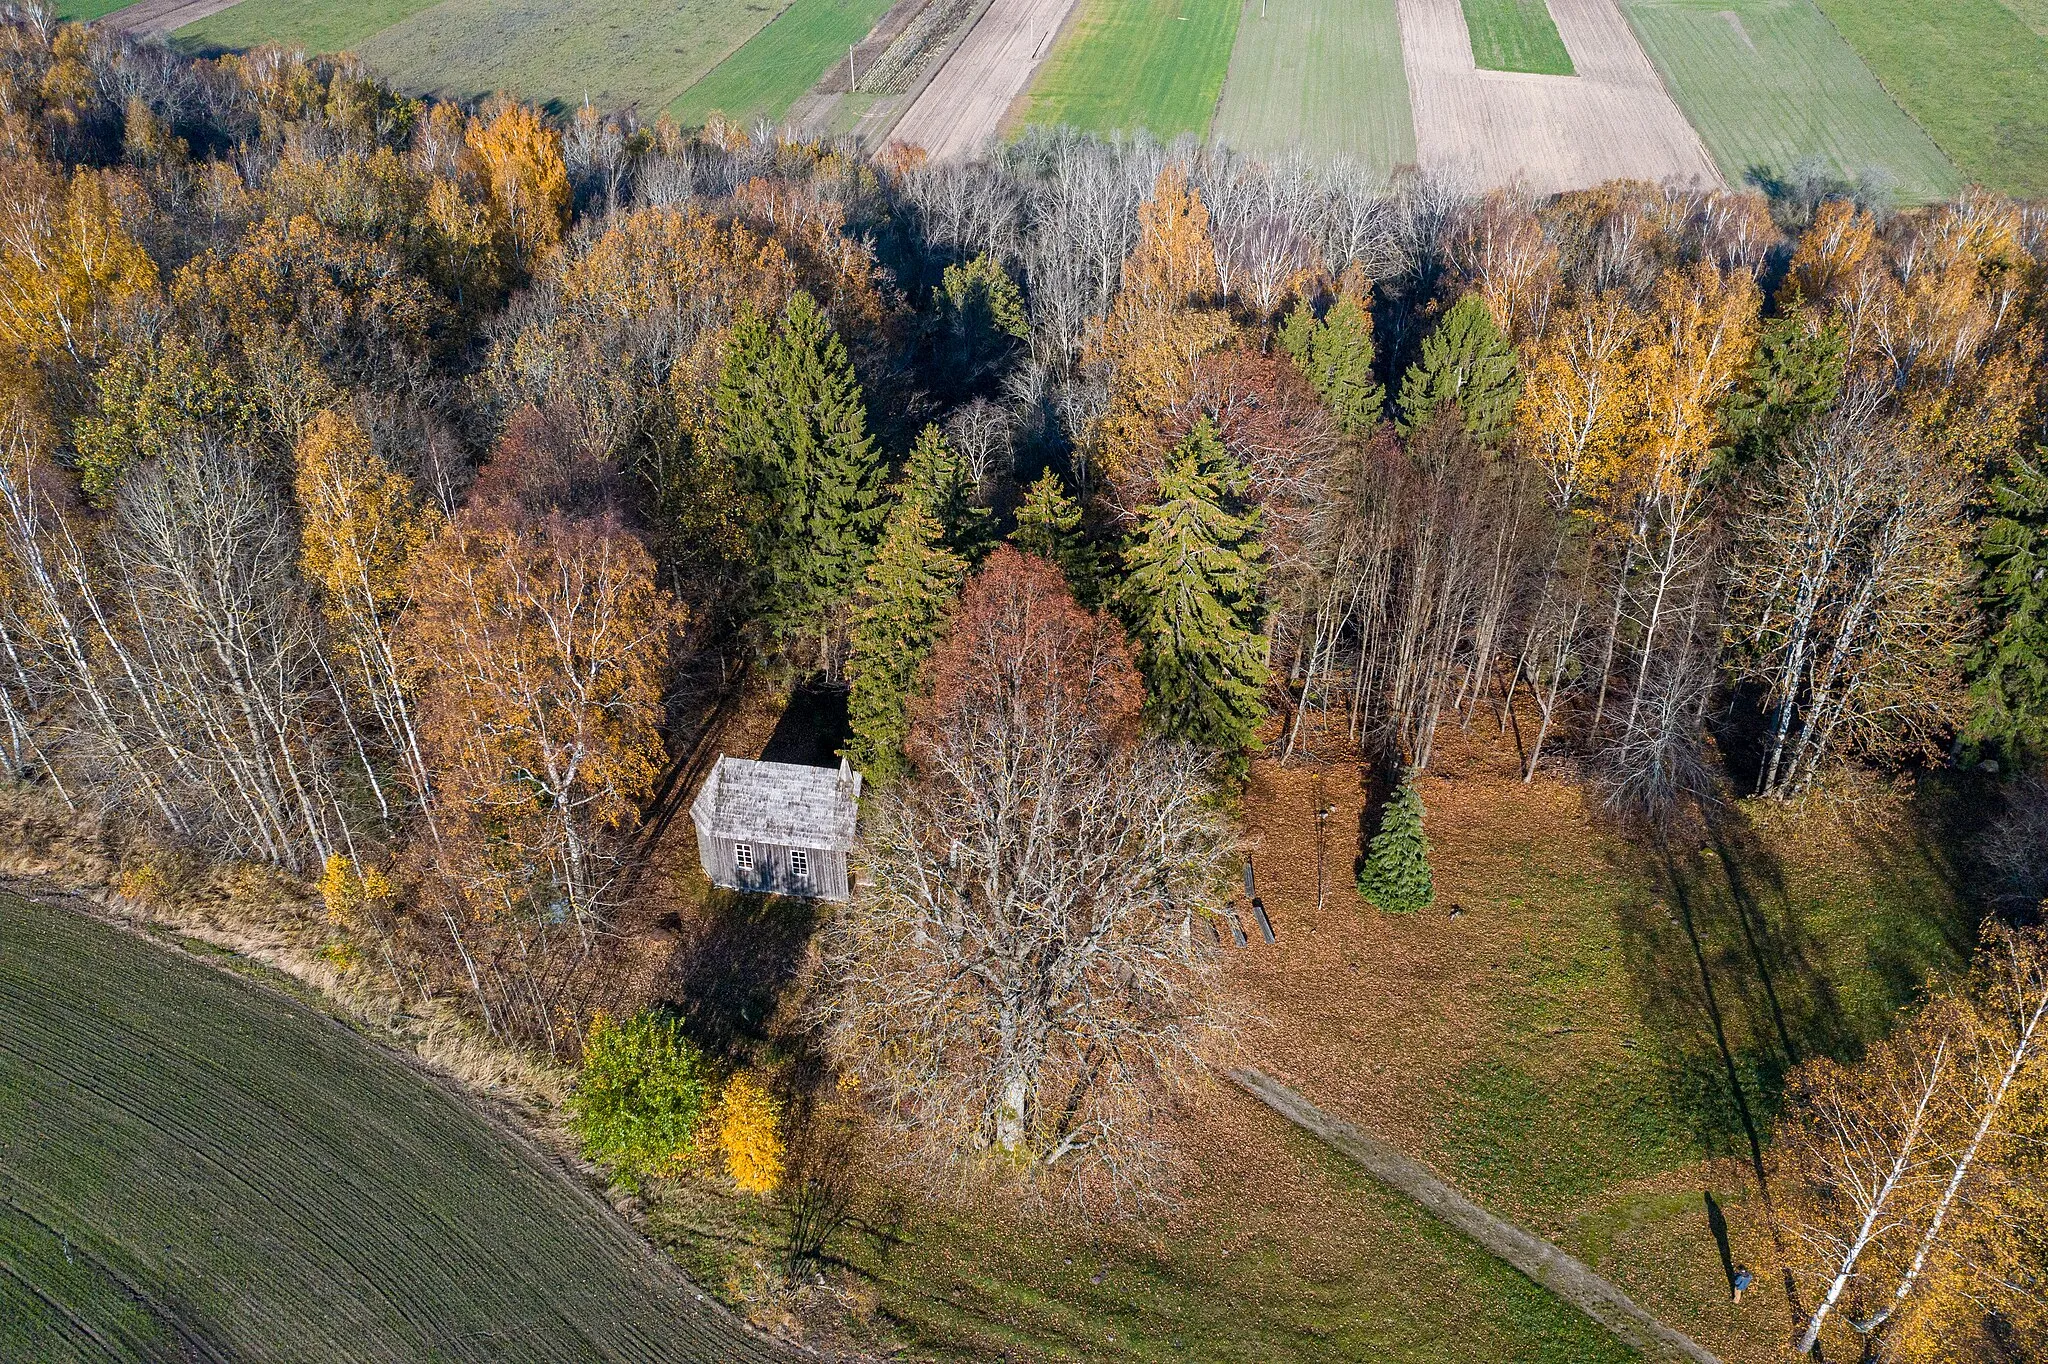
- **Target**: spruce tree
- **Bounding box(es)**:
[902,424,991,558]
[1309,295,1385,435]
[1721,315,1847,466]
[1358,771,1433,913]
[715,291,885,642]
[1966,449,2048,762]
[1012,467,1103,606]
[1118,420,1270,774]
[844,498,966,782]
[1396,293,1520,444]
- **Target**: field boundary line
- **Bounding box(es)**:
[1231,1066,1723,1364]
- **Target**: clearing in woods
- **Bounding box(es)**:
[0,892,788,1364]
[672,0,898,126]
[1617,0,1961,202]
[1018,0,1243,140]
[1460,0,1576,73]
[1211,0,1417,173]
[1806,0,2048,196]
[1223,735,1977,1362]
[173,0,444,55]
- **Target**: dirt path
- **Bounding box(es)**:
[1396,0,1719,193]
[888,0,1075,158]
[1232,1067,1724,1364]
[95,0,244,35]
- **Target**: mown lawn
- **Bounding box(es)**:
[1806,0,2048,196]
[1619,0,1961,201]
[1212,0,1416,170]
[1018,0,1242,141]
[175,0,445,56]
[0,893,770,1364]
[670,0,896,126]
[1460,0,1575,74]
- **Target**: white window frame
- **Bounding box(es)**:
[789,848,810,884]
[733,842,754,872]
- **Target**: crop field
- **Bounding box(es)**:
[1019,0,1243,140]
[175,0,443,56]
[671,0,895,125]
[55,0,139,20]
[1461,0,1575,73]
[0,893,783,1364]
[1211,0,1416,171]
[1806,0,2048,196]
[1619,0,1961,201]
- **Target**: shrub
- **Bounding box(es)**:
[1358,772,1433,913]
[716,1074,785,1196]
[568,1009,714,1178]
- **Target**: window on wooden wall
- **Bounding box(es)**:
[734,842,754,871]
[790,848,809,884]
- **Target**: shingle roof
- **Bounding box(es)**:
[689,755,863,851]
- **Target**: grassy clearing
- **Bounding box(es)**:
[1619,0,1961,202]
[1019,0,1242,141]
[1212,0,1416,172]
[324,0,796,113]
[0,892,769,1364]
[1805,0,2048,196]
[175,0,444,56]
[671,0,896,126]
[1233,739,1977,1361]
[1460,0,1575,74]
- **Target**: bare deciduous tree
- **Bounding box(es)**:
[822,550,1235,1207]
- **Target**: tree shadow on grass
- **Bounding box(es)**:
[1608,806,1859,1186]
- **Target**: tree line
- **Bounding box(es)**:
[1,8,2045,1337]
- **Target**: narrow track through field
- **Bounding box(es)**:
[889,0,1077,158]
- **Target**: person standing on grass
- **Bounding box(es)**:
[1732,1266,1753,1305]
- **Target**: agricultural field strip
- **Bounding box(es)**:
[1210,0,1417,172]
[1616,0,1960,201]
[1234,1067,1724,1364]
[890,0,1077,158]
[672,0,898,125]
[1461,0,1576,73]
[1397,0,1721,193]
[98,0,240,34]
[0,891,796,1364]
[173,0,451,57]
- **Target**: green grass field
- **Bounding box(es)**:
[1806,0,2048,196]
[1019,0,1243,141]
[2000,0,2048,38]
[1212,0,1416,172]
[1620,0,1960,206]
[319,0,796,113]
[1460,0,1575,74]
[670,0,894,125]
[54,0,137,20]
[175,0,445,56]
[0,893,769,1364]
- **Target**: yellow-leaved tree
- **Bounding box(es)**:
[465,101,570,271]
[295,409,442,823]
[716,1074,785,1196]
[0,161,156,397]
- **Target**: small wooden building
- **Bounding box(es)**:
[689,755,862,901]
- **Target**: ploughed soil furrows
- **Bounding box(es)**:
[0,891,792,1364]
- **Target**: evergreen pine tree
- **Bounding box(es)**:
[1012,467,1103,606]
[844,498,966,782]
[902,424,991,558]
[933,254,1030,398]
[1966,449,2048,762]
[1396,293,1520,444]
[1118,420,1270,774]
[1278,298,1317,369]
[715,292,885,642]
[1358,771,1433,913]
